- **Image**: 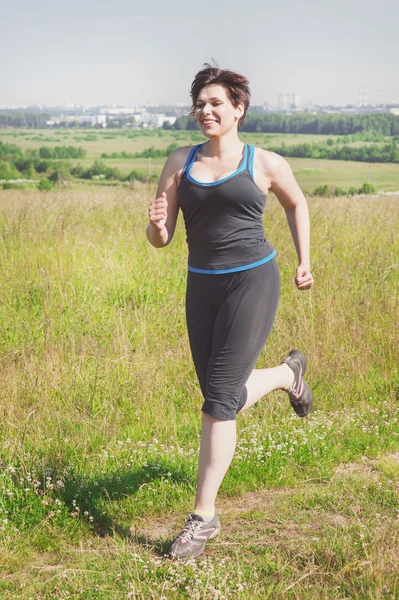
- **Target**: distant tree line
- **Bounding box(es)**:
[101,143,179,159]
[0,111,108,129]
[36,146,87,159]
[0,111,51,128]
[0,140,158,188]
[267,141,399,163]
[172,113,399,136]
[3,110,399,136]
[0,142,87,178]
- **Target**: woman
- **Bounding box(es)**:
[146,65,314,559]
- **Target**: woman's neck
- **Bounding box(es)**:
[202,130,244,158]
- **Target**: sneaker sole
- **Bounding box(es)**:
[188,527,220,559]
[283,350,313,417]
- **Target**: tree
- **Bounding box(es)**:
[39,147,52,159]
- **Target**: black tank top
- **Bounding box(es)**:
[178,143,276,274]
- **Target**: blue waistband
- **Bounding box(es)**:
[187,250,277,275]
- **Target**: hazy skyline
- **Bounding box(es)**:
[2,0,398,107]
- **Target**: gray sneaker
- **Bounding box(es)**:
[282,350,313,417]
[168,513,220,559]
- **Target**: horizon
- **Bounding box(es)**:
[1,96,399,111]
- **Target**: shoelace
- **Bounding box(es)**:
[179,518,203,541]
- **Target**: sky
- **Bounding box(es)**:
[1,0,398,107]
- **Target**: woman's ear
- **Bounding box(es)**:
[235,104,244,120]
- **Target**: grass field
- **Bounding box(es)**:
[3,128,399,193]
[1,185,399,598]
[1,128,371,157]
[95,156,399,193]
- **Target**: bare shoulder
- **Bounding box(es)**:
[165,145,193,172]
[158,145,196,186]
[255,148,292,180]
[157,145,199,193]
[254,147,304,205]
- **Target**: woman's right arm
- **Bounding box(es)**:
[146,147,189,248]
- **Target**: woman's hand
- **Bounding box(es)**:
[148,192,168,231]
[295,265,314,290]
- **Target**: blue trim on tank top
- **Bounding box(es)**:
[188,249,277,274]
[186,144,250,187]
[248,145,255,179]
[181,144,200,179]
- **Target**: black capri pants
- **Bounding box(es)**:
[186,257,280,421]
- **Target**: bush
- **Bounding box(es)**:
[39,145,86,159]
[104,167,126,181]
[80,160,107,179]
[0,140,24,160]
[37,178,53,191]
[333,186,346,197]
[70,164,84,178]
[24,165,37,179]
[2,182,26,190]
[14,157,34,172]
[39,147,52,159]
[166,142,179,155]
[48,165,71,184]
[313,184,332,197]
[127,169,146,182]
[34,159,51,173]
[0,160,20,180]
[312,182,378,197]
[358,182,376,194]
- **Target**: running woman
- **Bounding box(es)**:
[146,65,314,560]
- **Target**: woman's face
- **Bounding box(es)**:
[194,85,244,138]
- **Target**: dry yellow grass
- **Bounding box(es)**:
[1,186,399,598]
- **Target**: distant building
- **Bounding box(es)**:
[0,103,29,110]
[278,93,301,110]
[333,106,399,116]
[47,114,107,127]
[278,94,288,110]
[136,113,176,128]
[102,106,142,115]
[80,115,106,127]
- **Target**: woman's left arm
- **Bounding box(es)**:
[261,151,314,291]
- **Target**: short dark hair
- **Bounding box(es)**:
[190,64,251,129]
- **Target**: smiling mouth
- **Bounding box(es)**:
[202,120,218,126]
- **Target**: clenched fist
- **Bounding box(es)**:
[148,192,168,231]
[295,265,314,290]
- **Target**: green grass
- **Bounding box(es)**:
[0,187,399,598]
[0,128,204,158]
[71,154,399,193]
[290,157,399,192]
[2,128,399,191]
